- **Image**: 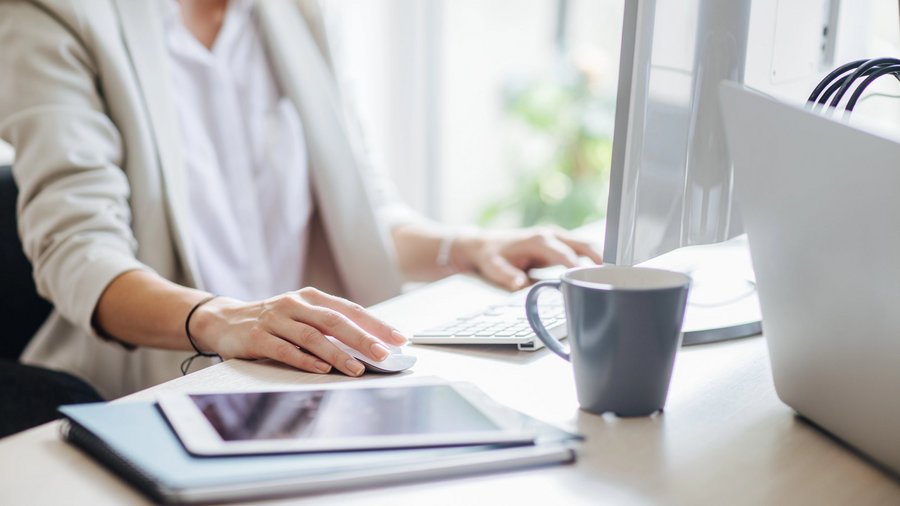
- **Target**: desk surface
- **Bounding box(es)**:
[1,275,899,505]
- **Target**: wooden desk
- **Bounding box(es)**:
[1,275,898,505]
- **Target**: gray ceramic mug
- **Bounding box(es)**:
[526,266,691,417]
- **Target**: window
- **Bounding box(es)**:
[329,0,624,229]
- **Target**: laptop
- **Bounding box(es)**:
[720,82,900,476]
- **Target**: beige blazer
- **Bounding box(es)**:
[0,0,413,398]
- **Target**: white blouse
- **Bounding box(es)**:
[163,0,312,301]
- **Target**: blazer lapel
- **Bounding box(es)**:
[111,0,201,287]
[257,0,403,305]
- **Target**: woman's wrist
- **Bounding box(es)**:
[184,295,219,356]
[449,228,486,274]
[188,296,242,354]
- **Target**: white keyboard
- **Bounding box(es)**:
[411,290,567,351]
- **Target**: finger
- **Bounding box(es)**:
[554,234,603,264]
[481,254,529,291]
[253,329,334,374]
[296,303,391,362]
[267,315,367,377]
[528,235,579,267]
[297,288,407,345]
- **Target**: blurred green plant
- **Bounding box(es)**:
[479,61,614,229]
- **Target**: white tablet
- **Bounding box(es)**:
[157,382,535,456]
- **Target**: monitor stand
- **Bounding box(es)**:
[639,235,762,345]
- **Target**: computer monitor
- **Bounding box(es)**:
[604,0,867,265]
[603,0,868,342]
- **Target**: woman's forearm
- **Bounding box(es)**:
[93,270,211,351]
[390,223,483,281]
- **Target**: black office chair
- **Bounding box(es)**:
[0,165,102,438]
[0,164,52,360]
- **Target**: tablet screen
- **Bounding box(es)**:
[188,385,498,442]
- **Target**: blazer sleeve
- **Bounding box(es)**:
[0,2,150,338]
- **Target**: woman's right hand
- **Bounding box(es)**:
[189,287,408,377]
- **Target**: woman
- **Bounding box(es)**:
[0,0,601,400]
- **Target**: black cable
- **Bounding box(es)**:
[808,58,868,103]
[816,75,850,108]
[829,57,900,109]
[815,62,898,110]
[845,64,900,112]
[809,58,900,117]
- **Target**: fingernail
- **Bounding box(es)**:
[314,361,332,373]
[345,359,365,376]
[371,343,390,361]
[391,329,409,344]
[515,274,527,287]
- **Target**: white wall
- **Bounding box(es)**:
[332,0,624,226]
[436,0,623,226]
[326,0,441,218]
[437,0,557,226]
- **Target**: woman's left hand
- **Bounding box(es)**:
[452,226,603,290]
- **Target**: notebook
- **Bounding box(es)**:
[59,400,579,504]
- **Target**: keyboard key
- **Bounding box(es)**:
[412,289,567,348]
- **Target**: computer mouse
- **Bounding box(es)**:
[327,337,417,374]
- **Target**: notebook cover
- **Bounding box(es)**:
[59,401,579,504]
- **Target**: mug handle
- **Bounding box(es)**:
[525,280,570,361]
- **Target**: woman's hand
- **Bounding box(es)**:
[189,287,407,377]
[453,226,603,291]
